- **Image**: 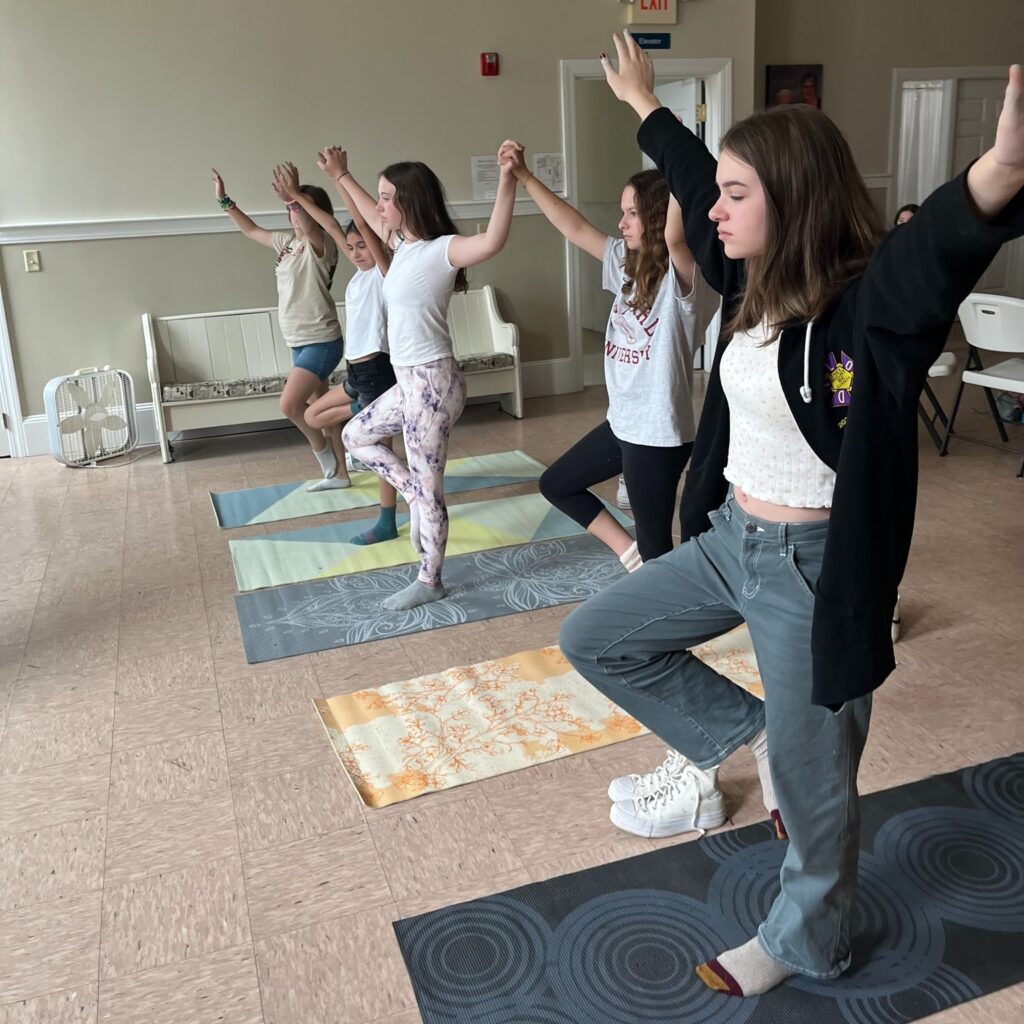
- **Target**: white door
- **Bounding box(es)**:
[0,380,10,458]
[953,78,1024,295]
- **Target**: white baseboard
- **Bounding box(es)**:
[18,358,582,457]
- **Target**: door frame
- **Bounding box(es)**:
[560,57,732,390]
[0,279,25,456]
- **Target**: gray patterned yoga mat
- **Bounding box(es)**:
[234,533,628,663]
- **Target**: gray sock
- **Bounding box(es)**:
[382,580,446,611]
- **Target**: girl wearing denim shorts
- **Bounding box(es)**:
[212,167,345,483]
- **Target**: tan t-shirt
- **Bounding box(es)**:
[272,231,340,347]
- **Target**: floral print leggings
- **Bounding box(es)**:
[342,356,467,585]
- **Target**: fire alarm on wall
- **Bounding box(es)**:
[480,52,499,76]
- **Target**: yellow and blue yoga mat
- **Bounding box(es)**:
[210,449,546,528]
[229,491,633,592]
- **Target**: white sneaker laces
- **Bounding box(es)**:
[633,766,707,833]
[629,750,691,798]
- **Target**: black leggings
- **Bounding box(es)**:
[539,420,693,562]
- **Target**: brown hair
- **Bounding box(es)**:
[298,184,334,217]
[721,105,883,338]
[621,169,670,316]
[381,161,468,291]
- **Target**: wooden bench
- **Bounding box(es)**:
[142,285,524,464]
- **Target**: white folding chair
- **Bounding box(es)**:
[918,351,958,451]
[940,293,1024,476]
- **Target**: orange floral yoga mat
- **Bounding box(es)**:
[314,627,762,808]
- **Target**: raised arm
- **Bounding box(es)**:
[600,31,734,295]
[318,146,388,243]
[212,168,274,248]
[664,195,695,292]
[447,142,517,269]
[966,64,1024,219]
[272,162,347,251]
[501,141,608,261]
[855,67,1024,393]
[321,150,391,275]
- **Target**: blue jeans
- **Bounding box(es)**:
[559,493,872,978]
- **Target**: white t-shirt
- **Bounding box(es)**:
[343,266,387,362]
[719,321,836,507]
[601,237,718,447]
[272,231,340,347]
[381,235,458,367]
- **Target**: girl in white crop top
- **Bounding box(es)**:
[274,161,401,546]
[500,141,718,568]
[211,166,344,484]
[327,144,518,611]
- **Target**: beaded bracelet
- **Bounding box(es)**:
[286,201,301,212]
[218,195,236,211]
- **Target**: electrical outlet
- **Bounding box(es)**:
[23,250,41,273]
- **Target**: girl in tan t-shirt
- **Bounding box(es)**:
[212,168,348,486]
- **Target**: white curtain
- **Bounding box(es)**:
[897,80,950,210]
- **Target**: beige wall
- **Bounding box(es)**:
[0,0,757,416]
[576,80,646,204]
[754,0,1021,174]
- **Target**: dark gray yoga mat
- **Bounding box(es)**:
[234,532,628,663]
[395,753,1024,1023]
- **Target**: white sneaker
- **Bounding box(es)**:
[608,748,692,802]
[615,474,631,511]
[611,762,726,838]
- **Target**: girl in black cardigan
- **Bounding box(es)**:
[561,32,1024,998]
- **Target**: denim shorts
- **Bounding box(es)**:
[343,352,398,408]
[291,338,344,381]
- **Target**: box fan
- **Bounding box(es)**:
[43,367,138,466]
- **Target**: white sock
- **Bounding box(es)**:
[748,728,786,838]
[697,936,794,997]
[313,445,337,478]
[619,541,643,573]
[382,579,446,611]
[307,476,352,492]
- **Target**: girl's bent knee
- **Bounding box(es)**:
[559,604,602,667]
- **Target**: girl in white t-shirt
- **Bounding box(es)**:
[326,144,518,610]
[502,144,718,568]
[273,161,401,545]
[212,168,345,483]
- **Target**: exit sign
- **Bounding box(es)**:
[628,0,678,25]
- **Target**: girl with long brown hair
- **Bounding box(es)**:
[561,33,1024,999]
[501,143,717,568]
[322,145,517,610]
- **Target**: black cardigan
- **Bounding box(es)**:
[638,106,1024,708]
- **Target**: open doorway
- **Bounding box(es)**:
[560,57,731,390]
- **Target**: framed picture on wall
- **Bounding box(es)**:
[765,64,822,109]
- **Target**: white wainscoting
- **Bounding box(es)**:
[19,356,580,458]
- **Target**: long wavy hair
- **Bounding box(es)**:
[621,169,671,315]
[380,161,467,292]
[721,104,883,339]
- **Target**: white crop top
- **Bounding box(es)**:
[719,322,836,508]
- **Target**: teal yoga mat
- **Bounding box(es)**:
[229,491,633,593]
[210,449,546,528]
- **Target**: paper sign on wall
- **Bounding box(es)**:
[471,156,500,200]
[532,153,565,194]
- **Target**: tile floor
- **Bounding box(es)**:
[0,379,1021,1023]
